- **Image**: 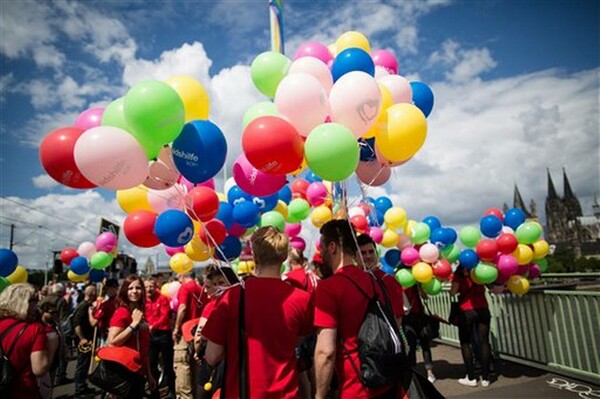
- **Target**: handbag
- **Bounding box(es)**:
[448,301,460,326]
[89,358,136,397]
[0,322,27,394]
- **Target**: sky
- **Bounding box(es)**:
[0,0,598,270]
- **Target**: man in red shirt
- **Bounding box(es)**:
[203,226,313,398]
[173,272,203,399]
[284,248,319,295]
[145,277,175,399]
[314,220,400,399]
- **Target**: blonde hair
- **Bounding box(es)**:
[0,283,36,320]
[288,248,306,267]
[251,226,289,267]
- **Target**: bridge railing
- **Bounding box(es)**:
[424,289,600,384]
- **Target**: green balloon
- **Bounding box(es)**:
[441,244,460,263]
[533,257,548,273]
[474,262,499,284]
[305,123,360,182]
[0,276,10,293]
[243,101,279,129]
[422,278,442,295]
[515,222,542,245]
[90,251,114,270]
[250,51,291,98]
[287,198,311,223]
[395,268,416,288]
[411,222,431,245]
[124,80,185,150]
[460,226,481,248]
[260,211,286,232]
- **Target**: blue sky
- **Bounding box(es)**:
[0,0,598,268]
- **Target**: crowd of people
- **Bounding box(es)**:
[0,219,494,399]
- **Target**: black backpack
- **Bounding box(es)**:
[339,273,407,389]
[0,321,28,394]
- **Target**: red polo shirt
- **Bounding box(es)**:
[453,271,488,311]
[177,279,204,322]
[110,306,151,370]
[145,290,171,331]
[284,268,319,295]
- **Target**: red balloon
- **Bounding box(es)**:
[496,233,519,254]
[242,116,304,175]
[358,202,372,216]
[350,215,369,233]
[433,259,452,279]
[198,219,227,245]
[476,239,498,261]
[484,208,504,223]
[124,210,160,248]
[290,178,310,200]
[185,187,219,222]
[60,247,79,265]
[39,126,96,189]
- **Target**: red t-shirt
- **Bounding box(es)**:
[109,306,151,369]
[202,278,313,399]
[314,265,395,399]
[284,268,319,295]
[404,285,423,314]
[0,318,47,399]
[454,271,488,311]
[177,280,204,322]
[145,291,172,331]
[200,297,216,321]
[372,268,404,318]
[92,297,117,337]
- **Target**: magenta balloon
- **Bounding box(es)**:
[232,154,286,196]
[496,254,519,276]
[293,41,333,65]
[306,182,328,206]
[371,50,399,74]
[290,236,306,252]
[144,146,179,190]
[197,178,215,190]
[528,263,541,279]
[95,232,117,252]
[369,226,384,244]
[74,107,105,131]
[165,245,185,256]
[401,247,420,266]
[356,161,391,186]
[285,223,302,238]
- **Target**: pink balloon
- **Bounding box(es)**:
[290,236,306,252]
[371,50,399,74]
[148,183,188,214]
[348,206,366,218]
[285,223,302,237]
[306,182,328,206]
[96,232,117,252]
[178,175,195,192]
[396,233,413,250]
[168,281,181,298]
[232,154,287,197]
[144,146,179,190]
[401,247,420,266]
[197,178,215,190]
[496,254,518,277]
[165,245,185,256]
[74,126,149,190]
[419,243,439,263]
[293,41,333,65]
[356,161,391,186]
[374,66,391,80]
[288,57,334,94]
[378,75,412,104]
[228,223,247,238]
[77,241,97,259]
[369,226,384,244]
[170,297,180,311]
[74,107,105,131]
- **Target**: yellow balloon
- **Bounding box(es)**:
[290,158,307,176]
[363,84,393,139]
[384,207,407,230]
[275,200,288,219]
[185,237,214,262]
[376,103,428,163]
[532,240,549,259]
[160,283,171,298]
[216,192,227,202]
[512,244,534,265]
[170,253,194,274]
[192,219,202,235]
[7,265,27,284]
[166,75,210,122]
[248,261,256,273]
[335,31,371,53]
[412,262,433,283]
[68,270,88,282]
[404,220,417,236]
[311,205,333,228]
[381,229,399,248]
[237,261,248,274]
[507,275,530,295]
[116,185,153,214]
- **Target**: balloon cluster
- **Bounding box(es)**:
[160,280,182,311]
[0,248,28,292]
[59,232,118,282]
[243,30,435,190]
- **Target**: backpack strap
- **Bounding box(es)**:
[0,321,23,353]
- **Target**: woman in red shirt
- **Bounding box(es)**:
[108,275,156,398]
[0,283,55,399]
[450,265,491,388]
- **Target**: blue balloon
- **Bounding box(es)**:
[444,228,458,245]
[277,185,292,204]
[172,120,227,183]
[458,249,479,270]
[215,202,234,229]
[217,236,242,261]
[252,194,278,212]
[381,263,395,276]
[384,249,401,268]
[410,81,434,117]
[359,138,376,161]
[368,209,384,227]
[422,216,442,231]
[504,208,526,230]
[480,215,503,238]
[70,256,90,275]
[430,227,449,247]
[0,248,18,277]
[331,48,375,82]
[305,170,322,183]
[233,201,260,228]
[227,185,252,205]
[375,196,393,214]
[155,209,194,247]
[89,269,106,283]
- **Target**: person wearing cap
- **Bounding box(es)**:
[145,276,176,399]
[90,278,119,345]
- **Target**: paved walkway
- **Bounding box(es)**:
[53,342,600,398]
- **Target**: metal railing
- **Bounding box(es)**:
[424,289,600,384]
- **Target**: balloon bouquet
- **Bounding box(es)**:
[58,231,119,283]
[0,248,28,292]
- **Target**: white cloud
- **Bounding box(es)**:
[32,45,66,69]
[32,174,60,190]
[0,74,14,102]
[429,39,498,82]
[0,0,56,59]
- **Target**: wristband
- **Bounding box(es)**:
[128,324,139,332]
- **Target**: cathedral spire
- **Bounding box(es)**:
[514,184,531,217]
[563,167,576,199]
[547,168,558,199]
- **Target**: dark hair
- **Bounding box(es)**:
[116,275,146,311]
[206,265,239,286]
[320,219,358,256]
[356,233,376,248]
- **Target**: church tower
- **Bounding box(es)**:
[545,169,564,243]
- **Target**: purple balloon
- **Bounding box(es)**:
[528,264,541,280]
[74,107,105,131]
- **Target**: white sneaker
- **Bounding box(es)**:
[427,374,436,383]
[481,379,490,387]
[458,376,478,387]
